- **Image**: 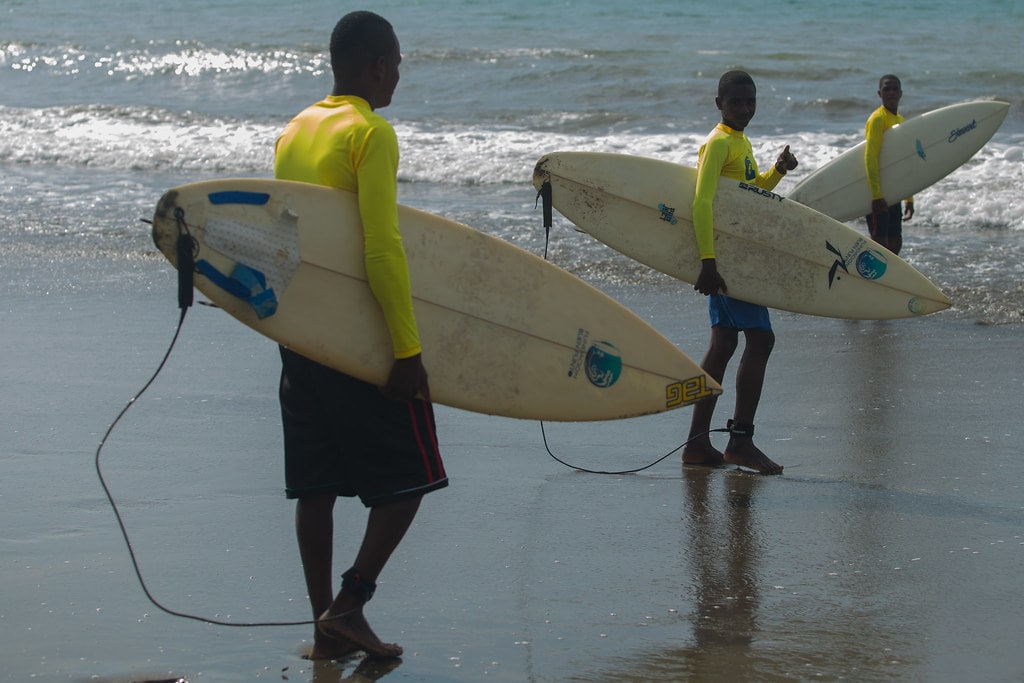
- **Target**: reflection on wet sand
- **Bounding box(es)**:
[310,655,402,683]
[82,653,401,683]
[842,322,904,461]
[569,465,929,682]
[686,468,761,633]
[566,467,768,682]
[675,467,763,679]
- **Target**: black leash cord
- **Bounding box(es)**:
[94,308,322,628]
[530,185,731,476]
[93,221,318,628]
[104,205,710,626]
[539,421,729,475]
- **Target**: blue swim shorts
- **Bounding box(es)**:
[708,294,772,331]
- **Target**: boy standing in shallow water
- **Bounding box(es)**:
[680,70,797,476]
[864,74,914,255]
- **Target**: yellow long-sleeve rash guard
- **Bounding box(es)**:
[274,95,421,359]
[692,123,784,260]
[864,105,912,203]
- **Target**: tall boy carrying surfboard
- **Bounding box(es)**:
[274,11,447,660]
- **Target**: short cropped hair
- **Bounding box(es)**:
[329,11,395,75]
[878,74,902,89]
[718,70,756,97]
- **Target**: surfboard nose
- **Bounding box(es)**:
[909,289,952,316]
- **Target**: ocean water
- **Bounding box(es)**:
[3,0,1023,321]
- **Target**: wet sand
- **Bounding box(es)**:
[2,255,1022,682]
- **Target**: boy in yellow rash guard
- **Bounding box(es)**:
[681,70,797,476]
[864,74,914,255]
[275,95,420,359]
[272,11,447,661]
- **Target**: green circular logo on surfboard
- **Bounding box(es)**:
[585,341,622,388]
[856,249,888,280]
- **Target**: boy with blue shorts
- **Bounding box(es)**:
[680,70,797,475]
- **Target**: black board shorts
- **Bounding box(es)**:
[865,203,903,243]
[278,347,448,506]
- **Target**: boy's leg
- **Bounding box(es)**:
[889,203,903,255]
[732,328,774,426]
[867,206,902,255]
[682,326,738,466]
[296,494,335,618]
[724,328,783,475]
[317,495,422,659]
[296,494,362,660]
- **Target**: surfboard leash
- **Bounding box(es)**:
[534,174,553,259]
[93,216,325,629]
[538,421,731,475]
[530,179,734,474]
[530,179,739,474]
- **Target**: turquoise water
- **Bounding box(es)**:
[4,1,1023,325]
[3,0,1021,163]
[3,1,1023,327]
[4,0,1022,131]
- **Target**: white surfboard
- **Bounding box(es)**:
[533,152,950,320]
[151,178,720,421]
[789,100,1010,222]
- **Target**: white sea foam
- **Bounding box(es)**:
[4,104,1020,234]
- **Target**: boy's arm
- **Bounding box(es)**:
[776,145,798,174]
[692,142,728,295]
[903,200,914,220]
[358,127,429,400]
[865,113,886,209]
[754,144,797,191]
[692,143,725,260]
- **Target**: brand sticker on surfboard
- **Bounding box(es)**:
[855,249,888,280]
[826,238,888,287]
[568,328,621,388]
[566,327,716,406]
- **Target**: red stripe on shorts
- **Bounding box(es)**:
[407,400,446,483]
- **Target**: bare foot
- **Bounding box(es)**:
[723,437,783,475]
[318,607,403,659]
[682,439,726,468]
[304,629,362,661]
